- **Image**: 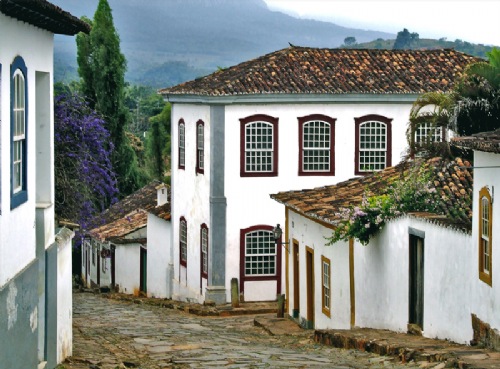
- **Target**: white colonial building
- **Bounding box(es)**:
[0,1,89,368]
[271,156,476,344]
[160,47,478,304]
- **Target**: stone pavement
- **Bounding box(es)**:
[61,291,500,369]
[62,291,420,369]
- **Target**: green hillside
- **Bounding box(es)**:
[345,37,496,58]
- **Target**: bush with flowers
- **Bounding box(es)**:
[327,164,440,245]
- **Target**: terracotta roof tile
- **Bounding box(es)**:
[161,48,480,97]
[0,0,91,35]
[87,181,171,242]
[452,128,500,154]
[271,157,473,232]
[89,209,148,243]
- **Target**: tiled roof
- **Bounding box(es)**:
[89,210,148,243]
[160,48,480,97]
[452,129,500,154]
[87,181,171,242]
[0,0,90,35]
[271,157,473,232]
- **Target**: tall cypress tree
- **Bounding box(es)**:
[76,0,145,196]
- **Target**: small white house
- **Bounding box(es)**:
[160,47,478,304]
[0,1,89,368]
[82,181,171,297]
[271,156,478,344]
[453,129,500,349]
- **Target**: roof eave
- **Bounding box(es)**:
[162,92,422,105]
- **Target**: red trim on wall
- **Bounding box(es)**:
[239,114,279,177]
[354,114,393,176]
[298,114,336,176]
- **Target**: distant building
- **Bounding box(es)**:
[82,181,172,298]
[0,1,90,368]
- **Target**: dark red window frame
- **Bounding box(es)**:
[239,114,279,177]
[298,114,336,176]
[178,119,185,170]
[239,224,282,296]
[196,120,204,175]
[180,216,187,267]
[200,223,209,280]
[354,114,392,175]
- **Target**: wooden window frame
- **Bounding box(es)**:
[321,255,331,317]
[178,119,185,170]
[239,225,282,296]
[479,186,493,286]
[196,120,204,174]
[298,114,336,176]
[10,56,28,209]
[200,223,208,279]
[240,114,279,177]
[180,217,187,267]
[354,114,392,175]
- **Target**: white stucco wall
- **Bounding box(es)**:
[56,228,74,363]
[171,100,416,302]
[147,213,172,298]
[171,104,211,302]
[115,245,141,295]
[287,209,351,329]
[354,216,473,344]
[471,151,500,332]
[0,13,55,286]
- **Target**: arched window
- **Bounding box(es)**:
[240,114,278,177]
[11,56,28,208]
[180,217,187,267]
[196,120,204,174]
[200,224,208,279]
[479,187,492,286]
[178,119,185,170]
[298,114,336,176]
[355,114,392,175]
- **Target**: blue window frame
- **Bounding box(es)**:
[11,56,28,209]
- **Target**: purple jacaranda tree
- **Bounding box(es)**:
[54,93,118,232]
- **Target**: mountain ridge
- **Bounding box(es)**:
[50,0,394,87]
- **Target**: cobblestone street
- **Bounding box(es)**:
[60,292,422,369]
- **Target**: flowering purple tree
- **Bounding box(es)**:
[54,93,118,231]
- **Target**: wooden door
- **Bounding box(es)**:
[409,235,424,329]
[293,241,300,318]
[306,246,315,329]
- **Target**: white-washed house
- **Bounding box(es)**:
[160,47,478,304]
[271,156,478,344]
[82,181,171,297]
[453,129,500,349]
[0,1,89,368]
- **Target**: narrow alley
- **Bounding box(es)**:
[61,292,421,369]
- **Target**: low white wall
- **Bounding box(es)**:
[55,228,74,363]
[355,216,473,344]
[115,245,141,295]
[147,214,172,298]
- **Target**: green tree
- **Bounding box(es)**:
[409,48,500,152]
[76,0,146,196]
[145,103,171,181]
[343,36,357,47]
[393,28,419,49]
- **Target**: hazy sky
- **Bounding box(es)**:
[264,0,500,46]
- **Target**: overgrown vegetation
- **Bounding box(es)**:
[327,164,439,245]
